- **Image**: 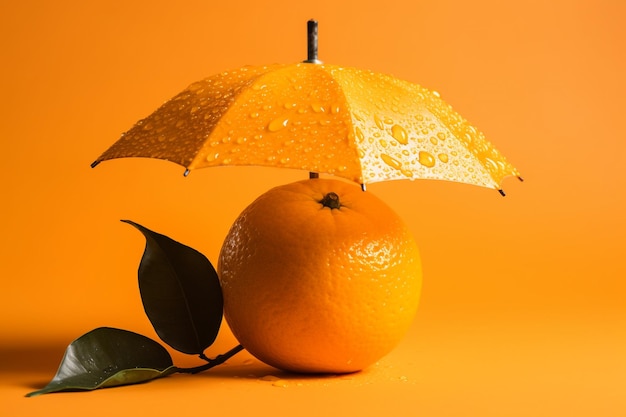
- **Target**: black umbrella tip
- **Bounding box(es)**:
[304,19,322,64]
[90,160,100,168]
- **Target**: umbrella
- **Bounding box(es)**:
[92,20,522,194]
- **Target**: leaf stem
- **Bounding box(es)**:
[175,344,245,374]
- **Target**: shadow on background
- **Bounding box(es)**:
[0,343,67,374]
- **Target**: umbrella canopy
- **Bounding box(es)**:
[92,21,521,193]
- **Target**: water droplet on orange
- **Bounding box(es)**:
[381,154,402,170]
[267,117,289,132]
[418,151,436,168]
[391,125,409,145]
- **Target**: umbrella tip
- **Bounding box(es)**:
[184,169,190,177]
[361,183,367,192]
[498,189,506,197]
[90,160,100,168]
[304,19,322,64]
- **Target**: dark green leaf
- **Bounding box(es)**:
[26,327,176,397]
[123,220,223,354]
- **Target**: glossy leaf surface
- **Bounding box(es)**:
[26,327,175,397]
[123,220,223,354]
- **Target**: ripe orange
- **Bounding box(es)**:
[217,178,422,373]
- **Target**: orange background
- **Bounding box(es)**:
[1,0,624,415]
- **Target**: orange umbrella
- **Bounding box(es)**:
[92,20,522,194]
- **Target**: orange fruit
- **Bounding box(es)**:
[217,178,422,373]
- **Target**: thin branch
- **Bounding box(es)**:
[175,344,245,374]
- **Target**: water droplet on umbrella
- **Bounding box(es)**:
[438,153,449,163]
[206,152,219,162]
[379,139,388,148]
[250,112,260,118]
[401,168,414,178]
[355,127,365,143]
[267,117,289,132]
[381,154,402,170]
[142,122,154,131]
[432,91,441,98]
[374,114,385,130]
[418,151,436,168]
[311,103,325,113]
[484,157,498,172]
[391,125,409,145]
[430,137,438,145]
[437,132,446,141]
[330,104,341,114]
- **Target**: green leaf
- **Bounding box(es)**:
[26,327,176,397]
[123,220,223,355]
